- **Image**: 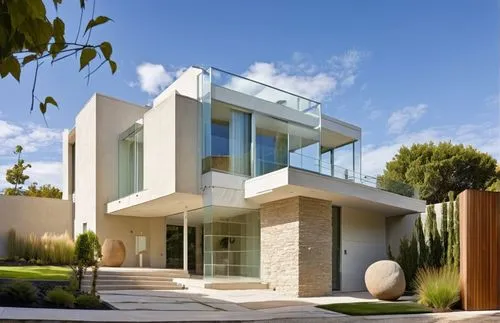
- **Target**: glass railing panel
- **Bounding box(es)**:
[210,67,321,120]
[288,151,418,198]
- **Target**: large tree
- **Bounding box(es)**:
[0,0,116,118]
[379,142,497,203]
[486,165,500,192]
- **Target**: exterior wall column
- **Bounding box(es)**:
[183,210,188,272]
[195,225,203,275]
[260,196,332,297]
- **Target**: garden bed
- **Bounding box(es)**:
[0,278,112,310]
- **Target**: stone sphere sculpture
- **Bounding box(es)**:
[365,260,406,301]
[101,239,126,267]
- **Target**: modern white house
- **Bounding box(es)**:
[61,66,425,296]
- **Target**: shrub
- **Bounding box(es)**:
[73,231,101,293]
[414,266,460,312]
[396,234,419,289]
[75,294,101,309]
[2,281,38,305]
[45,287,75,308]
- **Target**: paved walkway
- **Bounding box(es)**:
[1,288,500,322]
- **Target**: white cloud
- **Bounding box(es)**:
[362,98,382,120]
[362,122,500,176]
[485,94,499,107]
[0,120,23,138]
[135,63,185,96]
[0,121,62,155]
[387,104,428,134]
[224,49,367,105]
[328,49,365,90]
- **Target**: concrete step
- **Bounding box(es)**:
[204,282,269,290]
[83,275,175,282]
[87,269,189,278]
[83,279,179,286]
[82,284,185,291]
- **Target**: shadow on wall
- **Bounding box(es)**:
[0,196,73,258]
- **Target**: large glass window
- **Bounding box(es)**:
[202,207,260,279]
[118,122,144,198]
[255,114,288,176]
[206,101,251,176]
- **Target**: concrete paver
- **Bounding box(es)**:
[1,287,499,322]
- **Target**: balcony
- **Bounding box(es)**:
[209,67,322,121]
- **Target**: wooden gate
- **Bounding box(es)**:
[459,189,500,310]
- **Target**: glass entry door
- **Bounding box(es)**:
[332,206,341,291]
[166,225,196,271]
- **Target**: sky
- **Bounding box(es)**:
[0,0,499,189]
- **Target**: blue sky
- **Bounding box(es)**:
[0,0,498,188]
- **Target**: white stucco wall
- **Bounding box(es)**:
[386,202,447,258]
[143,93,176,197]
[341,207,387,292]
[143,93,200,198]
[74,95,97,236]
[0,196,72,257]
[153,67,202,106]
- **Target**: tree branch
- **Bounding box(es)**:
[30,59,40,113]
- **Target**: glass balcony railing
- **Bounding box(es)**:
[209,67,321,120]
[288,152,419,198]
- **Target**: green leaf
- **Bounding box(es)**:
[99,42,112,60]
[49,42,66,59]
[39,102,46,114]
[1,56,21,81]
[80,0,86,9]
[44,96,58,108]
[79,47,97,71]
[53,0,63,10]
[108,60,117,74]
[84,16,112,34]
[27,0,47,19]
[53,17,65,40]
[8,2,27,29]
[22,54,37,66]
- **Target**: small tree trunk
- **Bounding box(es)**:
[91,262,99,296]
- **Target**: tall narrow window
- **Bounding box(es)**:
[210,101,251,176]
[118,121,144,197]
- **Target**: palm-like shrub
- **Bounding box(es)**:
[414,266,460,312]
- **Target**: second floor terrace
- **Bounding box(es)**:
[115,66,418,202]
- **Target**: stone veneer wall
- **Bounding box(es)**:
[260,196,332,297]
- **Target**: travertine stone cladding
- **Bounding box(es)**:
[260,196,332,296]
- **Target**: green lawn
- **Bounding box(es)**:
[0,266,71,280]
[317,302,432,316]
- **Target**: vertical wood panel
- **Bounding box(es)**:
[459,190,500,310]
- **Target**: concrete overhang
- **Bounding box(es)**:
[106,190,203,217]
[244,167,426,216]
